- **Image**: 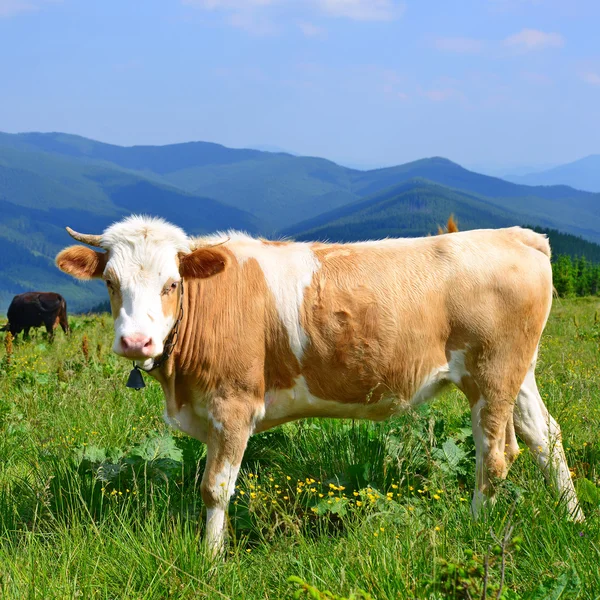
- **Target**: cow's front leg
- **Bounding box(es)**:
[201,395,262,556]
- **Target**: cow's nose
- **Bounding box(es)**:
[120,334,154,357]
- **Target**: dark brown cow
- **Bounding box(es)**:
[1,292,69,339]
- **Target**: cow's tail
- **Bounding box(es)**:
[514,227,551,260]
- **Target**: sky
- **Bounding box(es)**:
[1,0,599,170]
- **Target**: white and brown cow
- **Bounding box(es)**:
[56,216,583,552]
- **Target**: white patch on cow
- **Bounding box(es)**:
[193,232,320,361]
[101,216,191,357]
[204,459,240,554]
[514,363,584,521]
[409,365,448,407]
[214,460,239,500]
[446,349,470,386]
[408,350,470,407]
[205,507,226,556]
[208,412,224,432]
[261,376,398,426]
[163,404,209,442]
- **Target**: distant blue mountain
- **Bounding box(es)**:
[509,155,600,193]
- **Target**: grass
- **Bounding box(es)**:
[0,299,598,599]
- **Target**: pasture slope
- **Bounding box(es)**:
[0,299,598,598]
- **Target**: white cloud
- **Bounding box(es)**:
[581,72,600,86]
[228,11,277,35]
[0,0,58,18]
[422,89,456,102]
[298,20,326,37]
[434,37,484,54]
[182,0,275,9]
[182,0,405,33]
[521,71,552,85]
[315,0,404,21]
[503,28,564,51]
[489,0,542,8]
[419,82,466,103]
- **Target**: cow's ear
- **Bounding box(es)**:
[178,248,229,279]
[56,246,107,280]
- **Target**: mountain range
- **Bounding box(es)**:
[1,131,600,312]
[507,155,600,193]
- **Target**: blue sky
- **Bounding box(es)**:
[1,0,599,170]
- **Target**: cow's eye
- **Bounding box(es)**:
[162,281,178,295]
[105,280,113,289]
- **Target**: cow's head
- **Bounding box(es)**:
[56,216,228,367]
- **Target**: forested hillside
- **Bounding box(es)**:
[0,143,259,311]
[283,179,522,241]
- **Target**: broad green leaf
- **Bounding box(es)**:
[575,477,600,505]
[130,432,183,462]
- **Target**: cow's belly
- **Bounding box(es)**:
[257,377,418,433]
[162,352,466,437]
[256,353,464,433]
[264,376,400,421]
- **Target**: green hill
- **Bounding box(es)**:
[6,132,600,241]
[349,157,600,242]
[0,144,258,313]
[0,132,360,231]
[283,179,522,241]
[285,180,600,266]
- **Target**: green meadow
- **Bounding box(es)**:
[0,298,598,599]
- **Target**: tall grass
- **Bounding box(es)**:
[0,301,598,598]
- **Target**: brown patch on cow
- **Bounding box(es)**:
[165,250,299,408]
[299,244,450,406]
[161,278,181,319]
[178,248,229,279]
[458,374,481,409]
[55,246,107,280]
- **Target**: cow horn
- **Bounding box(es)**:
[205,236,230,249]
[65,227,103,247]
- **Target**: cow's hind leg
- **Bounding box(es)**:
[470,394,513,518]
[514,364,584,521]
[462,347,531,519]
[201,394,263,556]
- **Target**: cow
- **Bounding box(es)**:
[1,292,69,340]
[55,215,583,554]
